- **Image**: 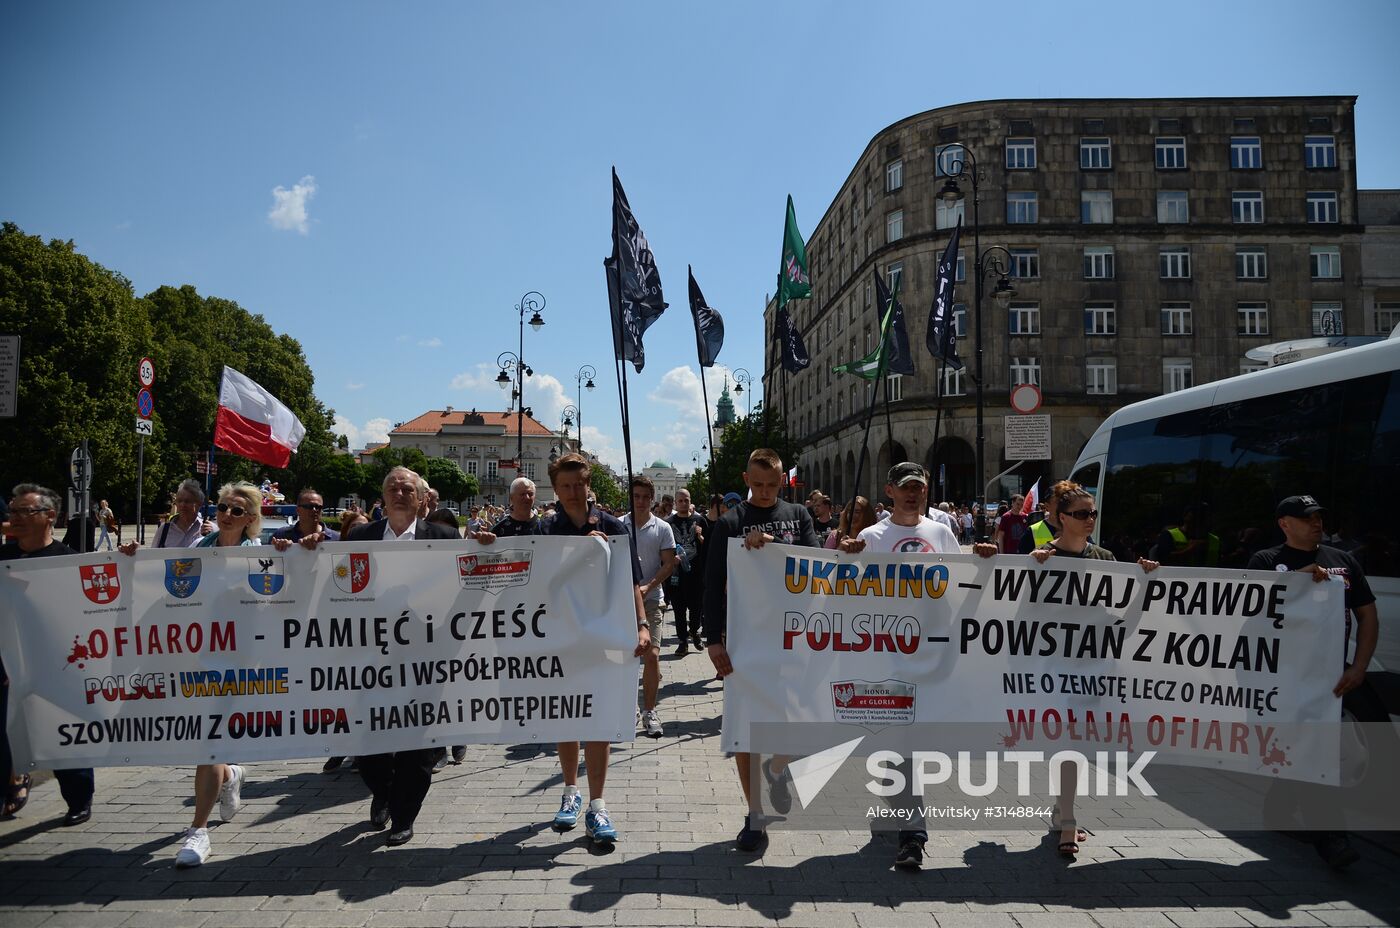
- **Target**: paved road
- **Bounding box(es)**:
[3,612,1399,928]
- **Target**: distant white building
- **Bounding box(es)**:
[640,461,685,501]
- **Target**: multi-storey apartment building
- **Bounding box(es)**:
[763,96,1372,505]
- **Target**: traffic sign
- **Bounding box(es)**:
[70,446,92,489]
[1004,414,1052,461]
[135,417,153,436]
[138,357,155,388]
[1010,383,1042,414]
[136,387,155,419]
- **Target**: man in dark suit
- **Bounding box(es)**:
[310,466,459,846]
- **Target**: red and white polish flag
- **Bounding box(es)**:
[1021,478,1040,516]
[213,367,306,469]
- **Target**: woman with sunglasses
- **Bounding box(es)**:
[1030,479,1158,859]
[174,481,262,867]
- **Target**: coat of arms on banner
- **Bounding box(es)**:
[248,556,285,596]
[831,679,916,728]
[457,550,533,592]
[164,558,201,599]
[79,564,120,604]
[333,553,371,594]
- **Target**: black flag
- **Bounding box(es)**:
[927,220,963,370]
[606,168,667,373]
[775,305,811,373]
[873,270,914,376]
[687,267,725,368]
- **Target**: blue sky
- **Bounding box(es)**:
[4,1,1398,475]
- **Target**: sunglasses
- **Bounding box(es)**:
[216,502,249,517]
[298,503,323,511]
[1061,508,1098,521]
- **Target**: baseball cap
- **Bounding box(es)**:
[1275,495,1325,518]
[722,492,743,506]
[888,462,929,487]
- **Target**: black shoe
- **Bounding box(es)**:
[735,814,767,852]
[894,838,924,869]
[1315,832,1360,870]
[61,804,92,827]
[675,644,689,657]
[451,745,467,764]
[369,796,390,829]
[692,634,704,650]
[322,756,344,773]
[763,758,792,815]
[386,825,414,846]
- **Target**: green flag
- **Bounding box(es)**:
[832,304,894,380]
[777,194,812,306]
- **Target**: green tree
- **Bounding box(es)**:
[589,466,625,510]
[423,456,478,504]
[359,446,429,500]
[316,453,366,508]
[686,465,711,501]
[706,403,801,497]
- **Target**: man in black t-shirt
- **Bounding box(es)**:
[704,448,820,852]
[666,488,707,654]
[810,494,839,544]
[491,477,540,538]
[1247,494,1382,871]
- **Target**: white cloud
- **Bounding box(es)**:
[650,364,733,425]
[345,382,365,391]
[267,175,317,234]
[333,414,392,450]
[418,337,442,349]
[450,362,499,391]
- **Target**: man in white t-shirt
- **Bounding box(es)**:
[621,475,676,737]
[839,462,995,869]
[927,501,960,537]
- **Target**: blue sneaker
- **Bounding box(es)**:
[553,791,582,830]
[585,804,618,844]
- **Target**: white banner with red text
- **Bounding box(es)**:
[721,542,1346,784]
[0,537,639,769]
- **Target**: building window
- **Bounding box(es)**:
[1160,302,1193,335]
[1157,190,1189,223]
[1083,246,1115,279]
[1159,246,1191,279]
[1310,245,1342,279]
[1374,303,1400,335]
[1086,358,1118,395]
[886,373,904,402]
[1155,137,1187,169]
[1304,135,1337,169]
[1236,245,1268,279]
[1007,191,1038,224]
[952,303,967,338]
[885,159,903,192]
[466,445,478,453]
[1081,190,1114,224]
[887,262,904,293]
[522,462,536,479]
[1312,302,1344,335]
[1084,302,1116,336]
[936,198,964,230]
[1010,357,1041,387]
[1237,302,1270,336]
[1009,302,1041,335]
[1230,136,1262,169]
[487,460,498,480]
[1080,137,1112,169]
[1163,358,1193,394]
[1307,191,1339,224]
[1010,248,1039,279]
[940,365,966,396]
[935,143,965,177]
[465,460,479,476]
[956,253,966,282]
[886,209,904,243]
[1005,137,1037,170]
[1232,190,1265,223]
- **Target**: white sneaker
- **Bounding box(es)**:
[218,765,244,822]
[175,827,210,867]
[642,709,662,737]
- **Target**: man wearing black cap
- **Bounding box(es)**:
[1247,494,1381,870]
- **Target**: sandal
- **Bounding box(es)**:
[1049,806,1089,858]
[3,773,32,817]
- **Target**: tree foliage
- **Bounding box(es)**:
[705,403,801,498]
[423,456,478,504]
[0,223,339,517]
[589,466,625,510]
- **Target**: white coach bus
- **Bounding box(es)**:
[1068,334,1400,700]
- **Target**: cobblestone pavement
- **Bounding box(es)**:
[3,614,1399,928]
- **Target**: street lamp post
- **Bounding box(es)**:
[574,365,596,453]
[732,368,753,419]
[937,147,1017,542]
[496,291,546,467]
[560,404,579,452]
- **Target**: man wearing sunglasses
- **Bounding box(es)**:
[270,488,339,550]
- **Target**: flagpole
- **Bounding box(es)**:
[849,309,894,507]
[930,360,945,502]
[689,265,717,497]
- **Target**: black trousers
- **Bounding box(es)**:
[671,569,704,643]
[358,748,442,828]
[1,671,94,812]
